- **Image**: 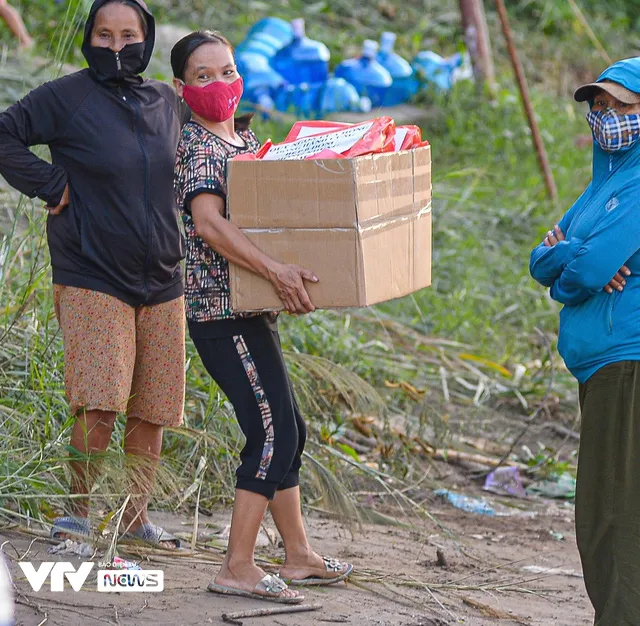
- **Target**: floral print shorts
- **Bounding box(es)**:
[53,285,185,427]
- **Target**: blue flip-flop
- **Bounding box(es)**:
[50,516,91,540]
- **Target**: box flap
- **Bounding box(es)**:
[228,159,358,229]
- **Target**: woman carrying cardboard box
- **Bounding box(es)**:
[172,30,353,604]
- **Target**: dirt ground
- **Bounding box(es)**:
[3,491,592,626]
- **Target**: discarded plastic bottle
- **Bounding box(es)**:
[271,18,330,85]
[377,32,417,106]
[434,489,495,516]
[235,17,293,58]
[412,50,464,92]
[236,52,286,111]
[334,40,392,108]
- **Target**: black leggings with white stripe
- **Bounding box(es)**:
[189,314,306,500]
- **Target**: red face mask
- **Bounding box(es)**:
[182,77,244,123]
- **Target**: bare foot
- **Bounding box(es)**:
[215,561,302,601]
[279,552,352,582]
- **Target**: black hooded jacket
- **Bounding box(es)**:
[0,0,186,306]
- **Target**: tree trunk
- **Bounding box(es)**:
[459,0,496,89]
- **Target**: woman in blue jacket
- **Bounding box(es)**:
[530,57,640,624]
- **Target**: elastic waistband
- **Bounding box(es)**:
[188,313,278,339]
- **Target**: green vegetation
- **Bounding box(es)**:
[0,0,637,531]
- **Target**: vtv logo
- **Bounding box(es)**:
[18,562,94,592]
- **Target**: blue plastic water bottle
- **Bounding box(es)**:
[377,32,417,106]
[271,18,330,85]
[412,50,463,92]
[274,82,322,117]
[334,40,392,108]
[320,77,372,114]
[236,17,293,58]
[236,52,286,111]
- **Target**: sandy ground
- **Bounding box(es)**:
[3,492,592,626]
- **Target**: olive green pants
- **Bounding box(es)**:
[577,361,640,625]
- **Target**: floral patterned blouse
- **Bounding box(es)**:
[174,121,261,323]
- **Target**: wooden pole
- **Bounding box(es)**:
[494,0,558,201]
[459,0,496,89]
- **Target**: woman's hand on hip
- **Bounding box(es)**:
[47,184,70,216]
[267,262,318,314]
[544,225,565,247]
[605,265,631,294]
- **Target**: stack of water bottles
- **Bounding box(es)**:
[236,17,472,118]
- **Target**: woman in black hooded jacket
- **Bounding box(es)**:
[0,0,186,548]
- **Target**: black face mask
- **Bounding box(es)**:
[85,41,146,82]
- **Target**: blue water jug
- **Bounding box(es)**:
[334,40,392,108]
[236,17,293,58]
[274,82,323,117]
[377,32,417,106]
[275,78,370,117]
[237,52,286,111]
[271,18,330,85]
[321,77,372,114]
[412,50,463,92]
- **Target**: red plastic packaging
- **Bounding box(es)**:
[284,120,352,143]
[233,117,428,162]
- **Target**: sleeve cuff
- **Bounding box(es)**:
[183,188,225,215]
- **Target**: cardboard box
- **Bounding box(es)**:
[227,145,432,311]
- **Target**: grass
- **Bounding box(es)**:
[0,0,637,531]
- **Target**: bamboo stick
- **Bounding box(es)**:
[221,603,322,625]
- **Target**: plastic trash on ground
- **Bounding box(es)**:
[48,539,94,558]
[434,489,496,516]
[527,472,576,500]
[521,565,582,578]
[483,466,527,498]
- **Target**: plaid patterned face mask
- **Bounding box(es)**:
[586,107,640,152]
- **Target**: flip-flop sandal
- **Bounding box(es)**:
[50,516,91,541]
[207,573,304,604]
[120,522,182,549]
[281,556,354,587]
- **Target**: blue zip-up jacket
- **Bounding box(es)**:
[530,57,640,383]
